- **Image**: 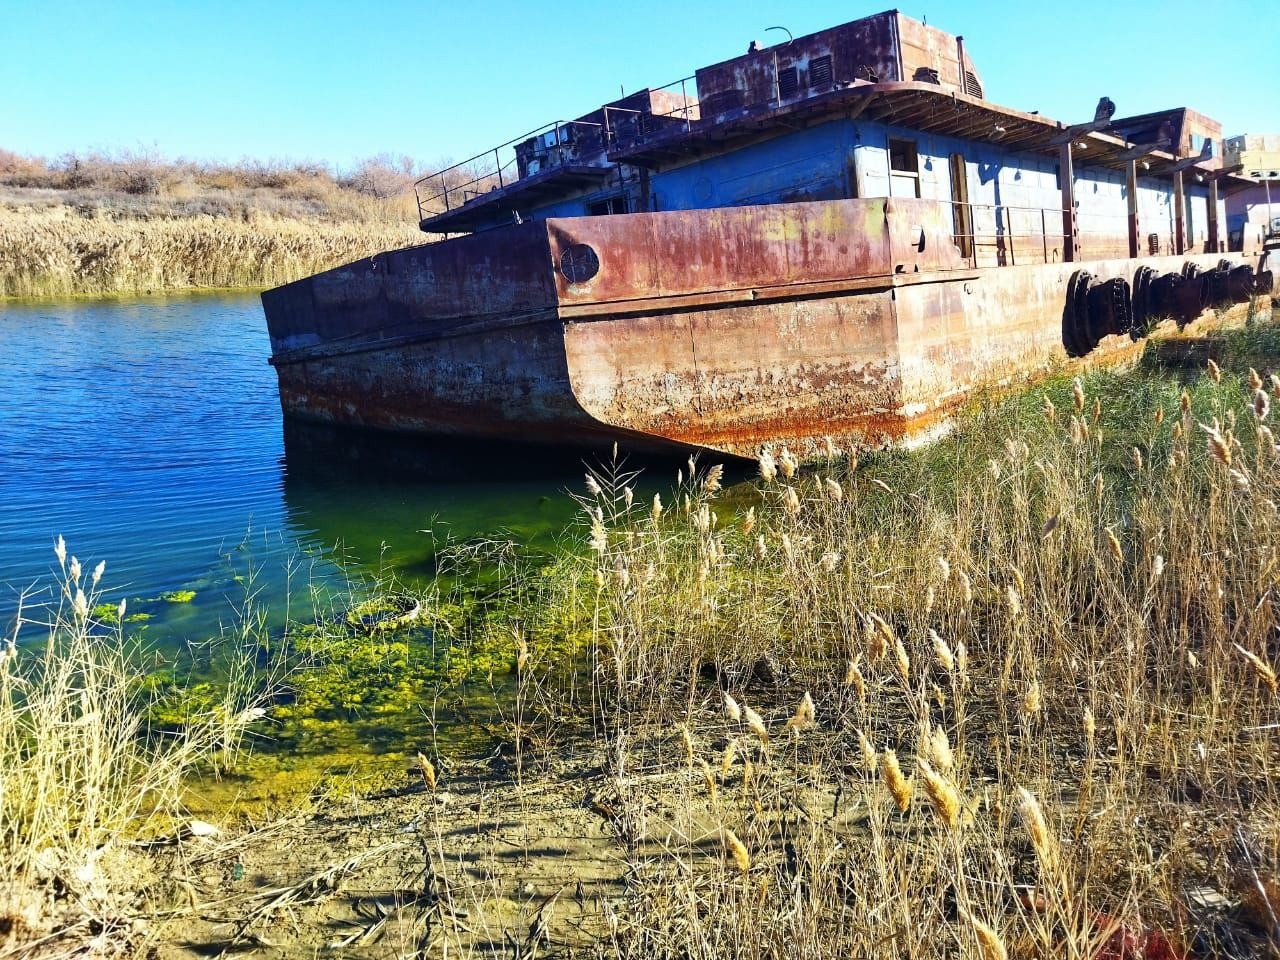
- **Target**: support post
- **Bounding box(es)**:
[1207,178,1220,253]
[1126,159,1139,258]
[1173,170,1185,255]
[1059,142,1077,262]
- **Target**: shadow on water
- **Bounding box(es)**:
[280,416,719,483]
[281,417,634,482]
[277,418,736,578]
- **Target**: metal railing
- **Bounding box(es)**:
[415,78,702,224]
[946,199,1132,267]
[413,119,604,222]
[601,75,700,148]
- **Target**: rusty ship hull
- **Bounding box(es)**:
[262,196,1272,458]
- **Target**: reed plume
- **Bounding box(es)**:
[866,612,894,660]
[722,829,751,874]
[893,637,911,683]
[704,464,724,494]
[962,912,1009,960]
[723,691,742,723]
[1233,643,1279,694]
[783,487,801,515]
[881,749,913,812]
[720,739,738,776]
[779,447,798,479]
[916,757,961,828]
[845,656,866,702]
[1022,680,1042,717]
[927,725,954,773]
[743,704,770,745]
[785,692,815,730]
[1016,786,1058,872]
[1105,528,1124,564]
[416,753,437,792]
[930,629,955,673]
[757,449,778,483]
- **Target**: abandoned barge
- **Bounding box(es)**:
[262,10,1274,458]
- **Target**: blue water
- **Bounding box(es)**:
[0,293,585,643]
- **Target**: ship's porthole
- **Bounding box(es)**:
[560,244,600,283]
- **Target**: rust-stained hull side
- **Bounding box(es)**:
[561,292,902,453]
[274,316,597,446]
[893,252,1266,427]
[262,199,1271,459]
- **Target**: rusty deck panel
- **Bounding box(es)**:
[263,199,1271,459]
[545,197,965,310]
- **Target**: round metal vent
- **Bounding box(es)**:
[560,244,600,283]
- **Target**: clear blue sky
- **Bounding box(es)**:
[2,0,1276,170]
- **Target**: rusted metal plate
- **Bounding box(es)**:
[545,198,966,309]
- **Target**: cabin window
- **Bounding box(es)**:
[777,65,799,98]
[888,138,920,199]
[809,55,833,88]
[889,138,919,174]
[587,195,629,216]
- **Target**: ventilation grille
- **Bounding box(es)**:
[809,55,833,87]
[778,66,799,98]
[963,71,983,99]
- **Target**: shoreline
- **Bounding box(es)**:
[0,284,271,304]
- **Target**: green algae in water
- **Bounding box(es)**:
[160,589,197,603]
[91,602,121,625]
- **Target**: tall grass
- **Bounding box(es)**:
[0,541,266,955]
[0,205,424,298]
[548,344,1280,958]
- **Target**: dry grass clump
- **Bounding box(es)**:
[563,343,1280,958]
[0,205,423,298]
[0,540,267,957]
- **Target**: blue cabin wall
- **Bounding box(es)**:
[513,116,1224,262]
[645,119,857,210]
[521,119,859,221]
